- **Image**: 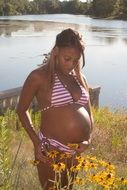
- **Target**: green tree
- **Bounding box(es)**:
[60,0,81,14]
[44,0,61,13]
[85,0,93,15]
[0,0,31,15]
[113,0,127,19]
[32,0,60,14]
[33,0,45,13]
[15,0,31,15]
[92,0,116,17]
[0,0,4,15]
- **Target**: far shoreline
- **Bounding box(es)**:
[0,13,127,21]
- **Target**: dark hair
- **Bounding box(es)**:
[55,28,85,67]
[44,28,87,91]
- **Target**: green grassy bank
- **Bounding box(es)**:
[0,108,127,190]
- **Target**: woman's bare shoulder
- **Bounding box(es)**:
[26,65,48,84]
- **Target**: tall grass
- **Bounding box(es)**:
[0,107,127,189]
[0,117,11,189]
[91,107,127,169]
[0,109,41,190]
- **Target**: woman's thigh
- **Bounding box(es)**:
[37,161,55,190]
[36,159,76,189]
[36,151,79,190]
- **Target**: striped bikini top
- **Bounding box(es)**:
[41,73,89,111]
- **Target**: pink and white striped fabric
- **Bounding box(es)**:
[40,73,89,111]
[38,131,76,155]
[51,73,89,107]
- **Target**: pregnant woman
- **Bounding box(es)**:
[17,28,94,190]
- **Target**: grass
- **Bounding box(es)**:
[0,107,127,189]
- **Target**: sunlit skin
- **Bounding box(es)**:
[56,47,81,74]
[17,46,92,189]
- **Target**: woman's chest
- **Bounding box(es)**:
[36,84,52,109]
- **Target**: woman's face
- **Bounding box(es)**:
[56,47,81,74]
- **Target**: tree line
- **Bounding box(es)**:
[0,0,127,20]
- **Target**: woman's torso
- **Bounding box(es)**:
[35,66,91,144]
[41,104,91,144]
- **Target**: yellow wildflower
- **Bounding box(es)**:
[86,155,98,163]
[60,153,72,160]
[106,162,115,171]
[90,170,116,189]
[90,171,104,183]
[98,159,108,167]
[89,161,98,169]
[70,164,81,172]
[52,162,66,173]
[47,150,59,159]
[79,159,91,172]
[120,177,127,185]
[98,160,115,171]
[73,177,85,185]
[75,155,85,163]
[89,173,96,182]
[67,143,79,149]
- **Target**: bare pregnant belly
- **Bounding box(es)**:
[41,104,91,144]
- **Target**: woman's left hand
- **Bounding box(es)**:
[75,140,90,154]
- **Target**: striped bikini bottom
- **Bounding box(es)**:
[38,131,76,155]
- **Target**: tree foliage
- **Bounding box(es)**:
[92,0,116,17]
[0,0,126,20]
[92,0,127,19]
[113,0,127,19]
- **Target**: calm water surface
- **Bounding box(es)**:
[0,14,127,109]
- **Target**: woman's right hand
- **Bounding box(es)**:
[34,142,50,163]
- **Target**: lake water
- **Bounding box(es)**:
[0,14,127,110]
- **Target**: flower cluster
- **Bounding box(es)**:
[28,148,127,189]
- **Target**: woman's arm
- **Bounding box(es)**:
[17,71,40,146]
[17,70,49,162]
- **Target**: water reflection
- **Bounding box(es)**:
[0,19,127,45]
[122,38,127,44]
[0,20,28,36]
[89,26,127,45]
[0,15,127,109]
[93,36,118,45]
[0,20,78,37]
